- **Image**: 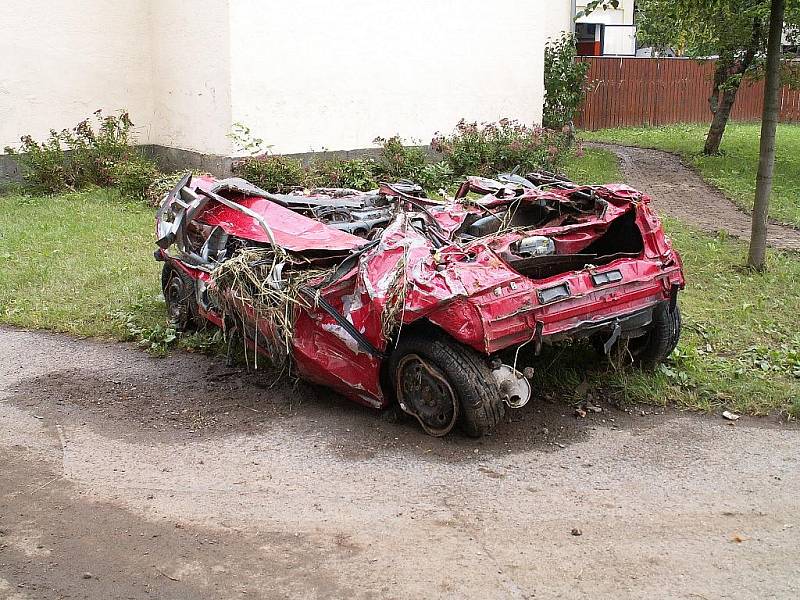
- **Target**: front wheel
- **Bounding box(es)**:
[389,330,505,438]
[161,264,199,332]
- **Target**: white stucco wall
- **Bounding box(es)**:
[576,0,634,25]
[0,0,153,151]
[229,0,572,154]
[149,0,233,155]
[1,1,573,158]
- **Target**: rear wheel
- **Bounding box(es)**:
[601,302,681,369]
[389,330,505,438]
[161,264,199,332]
[629,302,681,368]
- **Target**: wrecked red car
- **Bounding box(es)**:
[154,171,684,437]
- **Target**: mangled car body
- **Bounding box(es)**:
[155,170,685,437]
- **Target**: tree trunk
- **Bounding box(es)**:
[703,19,763,156]
[748,0,785,271]
[703,87,739,155]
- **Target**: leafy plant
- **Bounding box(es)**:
[4,133,68,192]
[416,161,454,192]
[543,33,589,129]
[4,110,142,193]
[233,155,306,192]
[309,157,378,190]
[431,119,570,178]
[373,135,427,181]
[114,153,161,201]
[228,122,269,156]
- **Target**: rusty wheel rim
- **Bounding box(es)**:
[396,354,458,437]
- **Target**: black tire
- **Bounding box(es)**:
[389,329,505,438]
[161,263,199,332]
[627,302,682,368]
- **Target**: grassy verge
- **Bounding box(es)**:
[582,123,800,228]
[0,187,164,339]
[562,147,625,184]
[1,151,797,417]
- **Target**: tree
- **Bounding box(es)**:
[585,1,799,155]
[748,0,786,270]
[637,0,799,155]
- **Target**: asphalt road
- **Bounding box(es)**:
[1,326,798,599]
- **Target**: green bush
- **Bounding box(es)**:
[4,110,144,193]
[114,153,161,202]
[309,157,378,190]
[4,133,69,192]
[145,170,210,207]
[543,33,589,129]
[373,135,428,181]
[416,161,454,191]
[232,154,306,192]
[431,119,571,177]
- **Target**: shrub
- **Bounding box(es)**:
[373,135,428,181]
[232,155,306,192]
[114,153,161,201]
[309,157,378,190]
[416,161,454,191]
[543,33,589,129]
[145,170,210,207]
[62,110,136,187]
[431,119,570,177]
[4,110,141,193]
[4,133,69,192]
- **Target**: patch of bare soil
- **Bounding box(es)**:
[5,332,641,462]
[592,143,800,252]
[3,327,799,600]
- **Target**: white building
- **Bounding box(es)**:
[575,0,637,56]
[0,0,573,169]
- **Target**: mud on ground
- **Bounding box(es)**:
[1,326,799,599]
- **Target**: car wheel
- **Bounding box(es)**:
[635,301,681,367]
[161,264,198,332]
[622,302,682,368]
[389,330,505,438]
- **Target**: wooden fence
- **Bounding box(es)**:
[574,57,800,130]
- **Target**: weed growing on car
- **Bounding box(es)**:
[209,247,333,369]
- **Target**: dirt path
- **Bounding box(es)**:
[1,326,798,599]
[591,143,800,252]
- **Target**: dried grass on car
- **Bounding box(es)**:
[209,247,330,370]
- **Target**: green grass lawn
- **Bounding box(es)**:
[562,147,625,184]
[1,154,797,417]
[583,123,800,228]
[0,188,164,338]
